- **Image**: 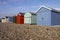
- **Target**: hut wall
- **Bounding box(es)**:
[37,7,51,26]
[16,15,20,24]
[0,19,1,22]
[51,11,60,26]
[2,18,6,23]
[9,17,13,23]
[13,16,16,23]
[6,18,9,23]
[24,12,31,24]
[20,16,24,24]
[31,15,36,24]
[16,15,24,24]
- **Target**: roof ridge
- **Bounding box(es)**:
[40,5,52,10]
[35,5,60,13]
[35,5,52,13]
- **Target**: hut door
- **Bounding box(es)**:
[39,14,44,26]
[39,17,44,26]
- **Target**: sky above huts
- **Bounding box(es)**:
[0,0,60,17]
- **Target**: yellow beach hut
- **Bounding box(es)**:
[2,18,6,23]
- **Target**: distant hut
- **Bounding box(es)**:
[0,18,1,22]
[2,18,6,23]
[24,12,36,25]
[5,16,9,23]
[9,17,13,23]
[5,16,13,23]
[13,16,16,23]
[16,12,24,24]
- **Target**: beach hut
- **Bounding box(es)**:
[5,16,9,23]
[36,5,60,26]
[13,16,16,23]
[5,16,13,23]
[9,17,13,23]
[16,12,24,24]
[2,18,6,23]
[24,12,36,25]
[0,18,1,22]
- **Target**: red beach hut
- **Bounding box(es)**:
[16,12,24,24]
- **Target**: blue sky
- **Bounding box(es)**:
[0,0,60,17]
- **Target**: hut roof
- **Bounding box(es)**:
[18,12,25,16]
[5,16,13,18]
[2,18,5,19]
[36,5,60,13]
[20,13,25,16]
[29,12,36,15]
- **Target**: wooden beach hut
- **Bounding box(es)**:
[2,18,6,23]
[36,5,60,26]
[5,16,13,23]
[24,12,36,25]
[16,12,24,24]
[13,16,16,23]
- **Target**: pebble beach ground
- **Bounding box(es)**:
[0,23,60,40]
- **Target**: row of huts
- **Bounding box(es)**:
[0,12,36,24]
[1,6,60,26]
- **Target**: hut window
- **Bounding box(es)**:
[41,17,44,20]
